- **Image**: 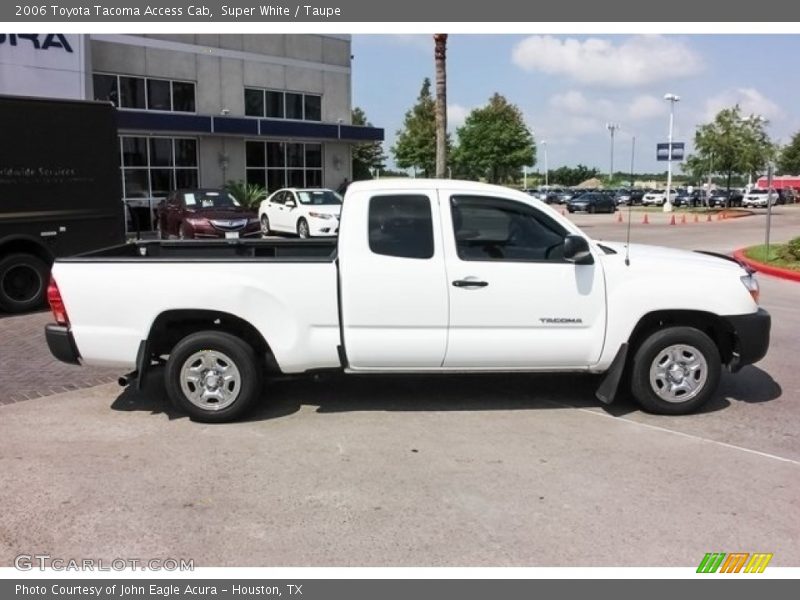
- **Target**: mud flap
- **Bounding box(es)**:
[595,343,628,405]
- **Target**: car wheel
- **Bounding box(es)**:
[0,253,49,313]
[297,218,310,239]
[630,326,720,415]
[261,215,271,236]
[587,205,595,214]
[164,330,262,423]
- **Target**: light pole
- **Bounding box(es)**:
[606,123,619,184]
[541,140,548,187]
[663,93,680,212]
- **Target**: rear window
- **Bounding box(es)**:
[368,195,434,259]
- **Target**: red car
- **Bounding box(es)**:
[156,189,261,240]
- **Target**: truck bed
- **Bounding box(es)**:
[62,239,338,262]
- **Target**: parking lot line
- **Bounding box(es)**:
[547,400,800,466]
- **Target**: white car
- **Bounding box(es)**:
[641,189,678,206]
[742,189,776,208]
[259,188,342,238]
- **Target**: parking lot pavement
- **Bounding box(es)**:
[0,311,119,405]
[0,373,798,567]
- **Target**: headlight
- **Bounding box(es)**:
[184,217,207,225]
[308,212,333,220]
[740,274,760,304]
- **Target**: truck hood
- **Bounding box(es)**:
[596,241,747,274]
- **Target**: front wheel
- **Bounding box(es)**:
[630,326,720,415]
[587,205,595,214]
[297,218,310,239]
[261,214,271,236]
[164,331,262,423]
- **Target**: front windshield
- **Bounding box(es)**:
[185,191,241,209]
[297,190,342,205]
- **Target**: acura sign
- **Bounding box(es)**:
[0,34,89,100]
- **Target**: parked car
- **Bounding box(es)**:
[674,190,706,208]
[567,192,616,214]
[259,188,342,238]
[708,189,744,208]
[45,179,770,422]
[776,188,796,204]
[614,189,644,206]
[742,189,777,208]
[156,189,260,240]
[641,189,678,206]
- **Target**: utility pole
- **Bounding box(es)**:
[541,140,549,187]
[663,93,681,212]
[606,123,619,184]
[433,34,448,179]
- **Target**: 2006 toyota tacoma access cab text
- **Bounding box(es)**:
[45,179,771,422]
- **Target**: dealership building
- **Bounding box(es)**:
[0,33,383,230]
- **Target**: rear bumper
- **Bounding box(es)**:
[723,308,771,372]
[45,324,81,365]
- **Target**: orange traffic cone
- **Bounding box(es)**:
[669,214,676,225]
[642,213,649,224]
[681,214,687,224]
[561,208,566,216]
[707,213,713,222]
[717,212,723,221]
[694,214,699,223]
[617,211,623,223]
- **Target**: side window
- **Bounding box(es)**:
[368,195,434,259]
[451,195,568,262]
[272,192,285,205]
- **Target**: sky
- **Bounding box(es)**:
[351,34,800,175]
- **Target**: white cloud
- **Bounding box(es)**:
[512,35,703,87]
[703,88,783,121]
[628,95,667,120]
[448,103,471,129]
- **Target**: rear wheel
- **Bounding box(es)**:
[630,326,720,415]
[0,253,49,313]
[164,331,262,423]
[587,205,596,214]
[261,215,271,236]
[297,218,310,239]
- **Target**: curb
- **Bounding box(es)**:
[734,248,800,282]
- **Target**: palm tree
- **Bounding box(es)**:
[434,34,448,179]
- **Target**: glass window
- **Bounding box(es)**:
[174,139,197,167]
[246,169,266,188]
[267,170,285,193]
[121,137,148,167]
[285,93,303,119]
[266,91,284,118]
[93,74,118,106]
[306,170,322,188]
[297,190,341,205]
[244,88,264,117]
[288,169,305,188]
[368,195,434,259]
[304,94,322,121]
[287,143,304,168]
[150,169,173,196]
[450,196,567,262]
[149,138,173,167]
[171,81,195,112]
[175,170,198,189]
[267,142,286,168]
[147,79,171,111]
[246,141,266,167]
[123,170,149,198]
[119,76,145,109]
[305,144,322,168]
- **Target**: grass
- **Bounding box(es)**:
[743,244,800,272]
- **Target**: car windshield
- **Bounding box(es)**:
[297,190,342,205]
[185,191,240,209]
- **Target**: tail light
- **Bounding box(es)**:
[47,276,69,326]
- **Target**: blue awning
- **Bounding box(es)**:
[115,110,383,142]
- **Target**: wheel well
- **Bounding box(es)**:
[147,310,279,370]
[0,238,54,266]
[628,310,735,364]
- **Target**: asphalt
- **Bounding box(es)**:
[0,204,798,567]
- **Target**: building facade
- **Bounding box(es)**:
[0,33,383,231]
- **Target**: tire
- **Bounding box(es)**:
[587,205,595,214]
[165,331,262,423]
[0,253,49,313]
[630,326,720,415]
[260,214,271,236]
[297,218,310,239]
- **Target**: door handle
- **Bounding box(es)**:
[452,279,488,288]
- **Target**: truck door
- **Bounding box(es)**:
[442,193,607,368]
[339,190,449,369]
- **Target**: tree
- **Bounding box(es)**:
[777,131,800,175]
[434,34,448,178]
[351,107,386,181]
[684,105,774,205]
[392,78,443,177]
[452,93,535,183]
[547,164,600,187]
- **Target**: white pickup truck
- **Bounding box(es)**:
[45,179,770,422]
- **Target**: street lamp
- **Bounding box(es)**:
[540,140,548,187]
[663,93,680,212]
[606,123,619,183]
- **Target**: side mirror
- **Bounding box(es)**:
[563,234,594,265]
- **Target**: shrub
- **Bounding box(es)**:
[225,180,266,208]
[776,236,800,262]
